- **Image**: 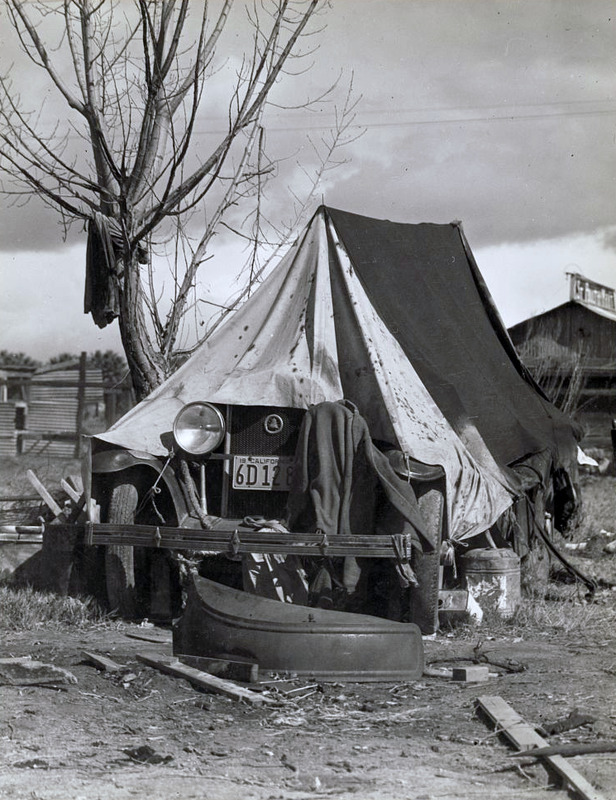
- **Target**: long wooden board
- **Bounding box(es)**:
[477,696,607,800]
[136,653,275,707]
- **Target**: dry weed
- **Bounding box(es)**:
[0,582,108,631]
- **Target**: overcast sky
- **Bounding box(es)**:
[1,0,614,360]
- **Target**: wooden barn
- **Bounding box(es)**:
[508,273,616,453]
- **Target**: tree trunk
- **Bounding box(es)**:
[118,251,166,401]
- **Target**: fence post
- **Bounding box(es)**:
[74,351,87,458]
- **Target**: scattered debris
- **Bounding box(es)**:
[542,708,597,736]
[477,695,608,800]
[258,679,319,699]
[281,683,319,700]
[423,666,456,679]
[280,753,298,771]
[269,712,307,727]
[428,644,527,674]
[452,665,490,683]
[136,653,276,706]
[424,665,497,680]
[13,758,50,770]
[122,745,173,765]
[0,656,77,687]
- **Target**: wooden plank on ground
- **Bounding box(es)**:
[477,696,607,800]
[177,654,259,684]
[26,470,66,520]
[136,653,275,706]
[81,651,125,673]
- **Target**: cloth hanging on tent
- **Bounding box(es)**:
[286,399,430,549]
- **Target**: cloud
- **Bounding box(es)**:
[0,243,123,359]
[1,0,613,254]
[1,0,614,359]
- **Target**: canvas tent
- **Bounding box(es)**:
[97,206,578,542]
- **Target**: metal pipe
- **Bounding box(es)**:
[200,463,208,515]
[0,524,45,536]
[220,405,232,517]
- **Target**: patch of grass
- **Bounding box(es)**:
[0,582,108,631]
[443,583,616,641]
[574,475,616,541]
[484,588,616,638]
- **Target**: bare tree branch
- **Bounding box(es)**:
[0,0,358,397]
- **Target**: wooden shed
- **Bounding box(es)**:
[508,274,616,451]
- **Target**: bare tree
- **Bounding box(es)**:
[0,0,356,398]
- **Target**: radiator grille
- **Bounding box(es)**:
[225,405,305,519]
[229,405,304,456]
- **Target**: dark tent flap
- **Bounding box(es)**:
[326,207,577,473]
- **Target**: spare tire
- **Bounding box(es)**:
[105,480,138,617]
[408,486,445,635]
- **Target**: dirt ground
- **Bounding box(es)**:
[1,460,616,800]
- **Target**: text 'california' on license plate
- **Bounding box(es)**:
[232,455,295,491]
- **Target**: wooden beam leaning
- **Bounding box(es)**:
[61,479,82,505]
[136,653,274,706]
[476,696,607,800]
[26,470,66,520]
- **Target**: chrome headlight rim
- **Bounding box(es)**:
[172,401,226,456]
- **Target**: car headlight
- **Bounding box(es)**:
[173,402,226,455]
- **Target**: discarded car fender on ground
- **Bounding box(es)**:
[174,574,424,682]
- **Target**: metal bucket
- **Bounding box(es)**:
[460,548,521,618]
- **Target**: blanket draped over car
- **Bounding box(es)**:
[287,400,429,550]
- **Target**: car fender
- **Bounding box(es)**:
[92,448,189,524]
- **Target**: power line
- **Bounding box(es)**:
[192,107,616,136]
[43,102,616,142]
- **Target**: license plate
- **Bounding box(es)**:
[232,455,295,491]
